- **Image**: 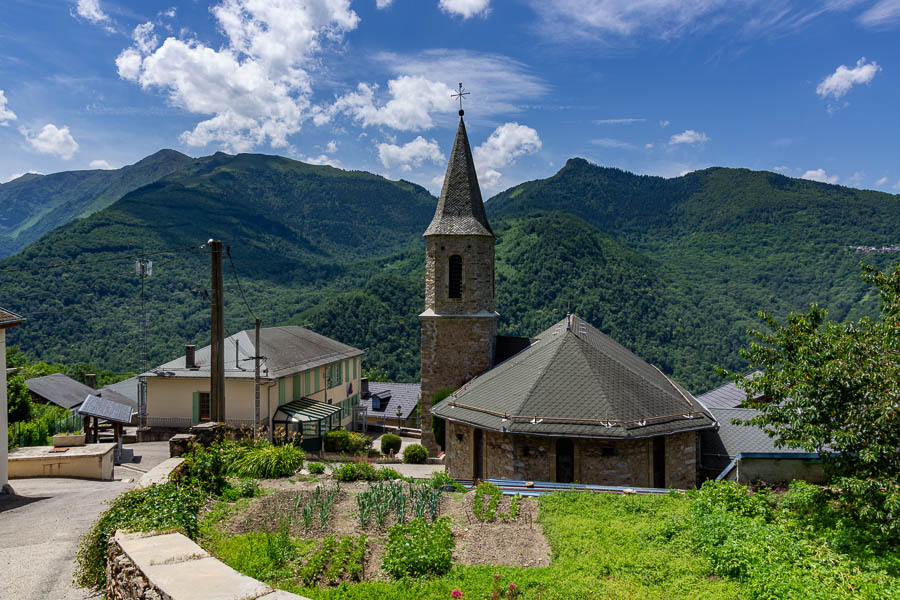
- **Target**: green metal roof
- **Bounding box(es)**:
[272,397,341,424]
[432,314,715,439]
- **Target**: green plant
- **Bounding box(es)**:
[382,517,455,579]
[180,441,229,495]
[403,443,428,464]
[324,430,350,452]
[473,482,503,522]
[308,462,326,475]
[381,433,402,455]
[228,443,305,479]
[300,535,336,586]
[428,470,466,492]
[505,494,521,521]
[333,460,377,482]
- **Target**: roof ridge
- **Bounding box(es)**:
[508,329,572,418]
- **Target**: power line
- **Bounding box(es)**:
[0,245,204,274]
[226,245,257,321]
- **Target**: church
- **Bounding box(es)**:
[420,108,715,489]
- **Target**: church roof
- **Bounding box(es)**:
[424,116,493,237]
[431,314,715,439]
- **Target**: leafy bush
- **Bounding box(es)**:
[382,517,455,579]
[381,433,402,455]
[427,470,466,492]
[324,430,350,452]
[376,467,405,481]
[180,441,229,495]
[332,460,405,482]
[346,432,374,453]
[402,443,428,464]
[308,462,326,475]
[230,443,305,479]
[75,481,205,589]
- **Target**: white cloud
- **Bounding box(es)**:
[859,0,900,27]
[325,140,338,153]
[801,168,839,184]
[377,136,444,171]
[659,120,670,127]
[594,117,645,125]
[773,165,791,173]
[89,159,115,169]
[439,0,491,19]
[320,76,454,131]
[590,137,635,149]
[645,142,654,148]
[74,0,111,24]
[133,22,159,55]
[669,129,709,145]
[0,90,17,125]
[894,180,900,190]
[473,122,541,191]
[115,0,360,152]
[376,0,394,7]
[816,57,881,99]
[846,171,865,186]
[303,154,341,167]
[2,170,42,184]
[21,123,80,159]
[875,176,888,185]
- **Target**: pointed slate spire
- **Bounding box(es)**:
[424,116,494,237]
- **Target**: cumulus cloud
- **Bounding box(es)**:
[376,0,394,7]
[439,0,491,19]
[473,122,541,191]
[133,22,159,55]
[89,159,115,169]
[594,117,645,125]
[669,129,709,145]
[859,0,900,27]
[590,137,635,149]
[21,124,79,159]
[801,168,839,184]
[816,57,881,99]
[377,136,444,171]
[875,176,888,186]
[74,0,111,24]
[319,76,454,131]
[773,165,791,173]
[0,90,17,125]
[115,0,359,152]
[325,140,338,153]
[303,154,341,167]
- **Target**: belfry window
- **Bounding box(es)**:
[448,255,463,298]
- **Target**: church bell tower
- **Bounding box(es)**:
[420,102,497,455]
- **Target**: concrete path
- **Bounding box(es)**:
[0,442,170,600]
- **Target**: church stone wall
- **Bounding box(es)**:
[425,235,495,315]
[444,422,699,489]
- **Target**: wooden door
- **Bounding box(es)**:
[556,438,574,483]
[473,428,484,480]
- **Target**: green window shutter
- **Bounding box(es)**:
[305,371,310,395]
[344,360,348,382]
[315,369,320,392]
[353,358,357,379]
[192,391,200,424]
[279,379,286,405]
[293,373,301,401]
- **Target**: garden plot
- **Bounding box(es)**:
[206,478,551,587]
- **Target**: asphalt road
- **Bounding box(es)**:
[0,442,170,600]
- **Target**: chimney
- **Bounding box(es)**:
[85,373,97,389]
[235,339,240,369]
[185,345,196,369]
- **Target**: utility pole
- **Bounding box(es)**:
[209,240,226,423]
[254,317,261,438]
[136,256,152,428]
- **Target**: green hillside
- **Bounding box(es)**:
[2,153,898,392]
[0,149,195,258]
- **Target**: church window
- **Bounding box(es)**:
[448,255,463,298]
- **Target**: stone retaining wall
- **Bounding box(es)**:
[106,531,307,600]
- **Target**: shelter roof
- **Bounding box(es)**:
[25,373,94,410]
[432,314,714,438]
[78,394,133,424]
[272,397,341,424]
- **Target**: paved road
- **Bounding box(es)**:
[0,442,170,600]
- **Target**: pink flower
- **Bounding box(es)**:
[509,583,517,592]
[451,590,463,599]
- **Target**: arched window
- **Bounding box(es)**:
[448,254,462,298]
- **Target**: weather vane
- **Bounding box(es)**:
[451,82,469,116]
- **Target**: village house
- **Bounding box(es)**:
[141,325,364,448]
[421,112,715,488]
[1,307,25,495]
[359,380,421,430]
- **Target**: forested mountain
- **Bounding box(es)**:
[0,149,195,257]
[2,153,898,393]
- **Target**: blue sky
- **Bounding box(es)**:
[2,0,899,196]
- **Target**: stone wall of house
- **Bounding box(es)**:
[665,431,698,489]
[424,235,495,316]
[445,422,699,488]
[420,316,496,454]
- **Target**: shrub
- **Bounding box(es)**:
[333,460,378,482]
[403,443,428,464]
[231,443,305,479]
[381,433,402,455]
[180,441,229,495]
[382,517,455,578]
[428,470,466,492]
[376,467,405,481]
[75,482,205,589]
[324,430,350,452]
[347,432,373,453]
[307,462,326,475]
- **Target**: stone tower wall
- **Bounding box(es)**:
[424,235,495,315]
[420,315,496,454]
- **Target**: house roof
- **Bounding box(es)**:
[432,314,715,439]
[0,307,25,329]
[144,326,363,380]
[695,371,764,409]
[424,116,493,237]
[362,382,420,420]
[97,386,137,411]
[700,407,805,459]
[25,373,94,410]
[78,394,133,424]
[98,376,139,408]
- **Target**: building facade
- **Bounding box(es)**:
[1,307,25,494]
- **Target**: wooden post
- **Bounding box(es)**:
[209,240,226,423]
[92,417,99,443]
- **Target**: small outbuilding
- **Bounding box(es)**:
[25,372,94,412]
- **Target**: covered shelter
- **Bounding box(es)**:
[272,397,342,451]
[78,394,134,463]
[25,373,94,411]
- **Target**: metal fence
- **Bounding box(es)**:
[9,413,83,448]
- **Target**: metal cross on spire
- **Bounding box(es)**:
[451,82,470,116]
